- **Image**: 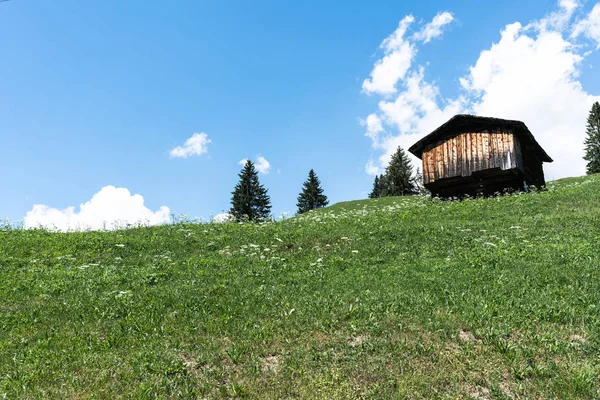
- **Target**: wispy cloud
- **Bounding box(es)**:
[238,155,271,174]
[170,132,211,158]
[572,3,600,48]
[413,11,454,43]
[362,15,416,96]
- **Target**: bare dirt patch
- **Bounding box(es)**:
[260,355,281,373]
[469,386,490,400]
[179,354,197,370]
[499,381,513,398]
[569,334,587,344]
[459,330,480,343]
[349,335,367,347]
[312,330,330,343]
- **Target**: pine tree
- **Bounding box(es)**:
[369,174,387,198]
[414,167,428,195]
[368,175,381,198]
[296,169,329,214]
[378,174,389,196]
[584,101,600,175]
[230,160,272,221]
[380,146,418,196]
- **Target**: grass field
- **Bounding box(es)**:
[1,175,600,399]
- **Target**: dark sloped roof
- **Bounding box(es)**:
[408,114,553,162]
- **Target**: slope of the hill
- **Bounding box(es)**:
[1,175,599,399]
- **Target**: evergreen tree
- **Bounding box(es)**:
[368,175,381,199]
[380,146,418,196]
[296,169,329,214]
[414,167,429,195]
[378,174,389,196]
[584,101,600,175]
[369,174,387,198]
[230,160,272,221]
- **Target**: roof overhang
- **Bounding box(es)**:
[408,114,553,163]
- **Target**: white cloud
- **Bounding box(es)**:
[255,156,271,174]
[360,113,384,140]
[212,213,234,223]
[365,159,383,176]
[362,15,416,95]
[361,12,454,96]
[362,2,600,179]
[530,0,579,32]
[572,3,600,48]
[364,66,465,175]
[561,0,579,12]
[24,186,171,231]
[238,156,271,174]
[413,11,454,43]
[170,132,211,158]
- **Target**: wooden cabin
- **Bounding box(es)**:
[408,114,553,197]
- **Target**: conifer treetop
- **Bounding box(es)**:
[230,160,272,221]
[296,169,328,214]
[584,101,600,175]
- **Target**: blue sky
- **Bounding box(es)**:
[1,0,600,229]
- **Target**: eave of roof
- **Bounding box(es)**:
[408,114,553,163]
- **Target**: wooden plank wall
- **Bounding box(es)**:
[422,131,520,185]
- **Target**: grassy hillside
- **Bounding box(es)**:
[1,175,600,399]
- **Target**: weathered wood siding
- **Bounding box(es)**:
[422,131,522,185]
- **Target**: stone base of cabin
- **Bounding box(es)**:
[426,167,534,198]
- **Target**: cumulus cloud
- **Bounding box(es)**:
[238,155,271,174]
[170,132,211,158]
[413,11,454,43]
[255,156,271,174]
[212,213,234,223]
[361,1,600,179]
[24,186,171,231]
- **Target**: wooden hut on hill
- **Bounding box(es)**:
[408,114,553,198]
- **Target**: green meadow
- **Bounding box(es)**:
[1,175,599,399]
